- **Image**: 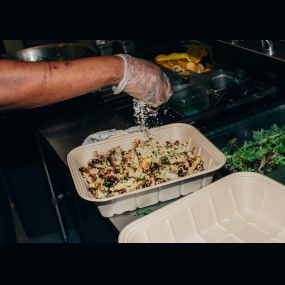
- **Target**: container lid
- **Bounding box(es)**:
[119,172,285,243]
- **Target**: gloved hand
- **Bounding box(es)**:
[113,54,173,107]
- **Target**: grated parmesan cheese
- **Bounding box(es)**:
[132,98,172,137]
[133,98,159,135]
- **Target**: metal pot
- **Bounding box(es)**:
[5,42,98,62]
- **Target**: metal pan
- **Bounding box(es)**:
[4,42,98,62]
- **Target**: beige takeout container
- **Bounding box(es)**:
[67,123,226,217]
[119,172,285,243]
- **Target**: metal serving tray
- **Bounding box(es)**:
[206,69,234,92]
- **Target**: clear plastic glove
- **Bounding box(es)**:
[112,54,173,107]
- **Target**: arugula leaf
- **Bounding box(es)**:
[222,124,285,174]
[134,209,153,216]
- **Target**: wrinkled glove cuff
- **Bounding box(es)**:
[112,54,129,95]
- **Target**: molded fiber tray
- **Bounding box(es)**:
[119,172,285,243]
[67,123,226,218]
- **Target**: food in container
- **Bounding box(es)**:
[155,45,213,76]
[67,124,226,217]
[79,138,205,199]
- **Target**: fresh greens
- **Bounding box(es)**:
[134,208,153,217]
[222,124,285,174]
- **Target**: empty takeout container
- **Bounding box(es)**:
[67,123,226,217]
[119,172,285,243]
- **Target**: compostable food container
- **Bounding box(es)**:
[67,123,226,217]
[119,172,285,243]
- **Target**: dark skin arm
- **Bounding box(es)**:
[0,56,124,111]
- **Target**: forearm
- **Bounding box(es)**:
[0,56,124,111]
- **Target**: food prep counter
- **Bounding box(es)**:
[27,89,285,242]
[5,40,285,243]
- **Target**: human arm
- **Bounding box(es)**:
[0,56,124,111]
[0,54,173,111]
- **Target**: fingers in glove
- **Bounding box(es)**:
[116,54,173,107]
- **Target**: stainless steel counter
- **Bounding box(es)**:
[218,40,285,63]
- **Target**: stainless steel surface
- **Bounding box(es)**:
[7,43,98,62]
[217,40,285,63]
[230,40,274,55]
[36,132,69,243]
[213,69,248,107]
[169,84,211,111]
[261,40,274,55]
[231,40,244,45]
[207,69,234,92]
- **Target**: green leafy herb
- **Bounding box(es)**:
[161,156,170,165]
[102,180,108,187]
[134,209,153,216]
[137,176,146,181]
[222,124,285,174]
